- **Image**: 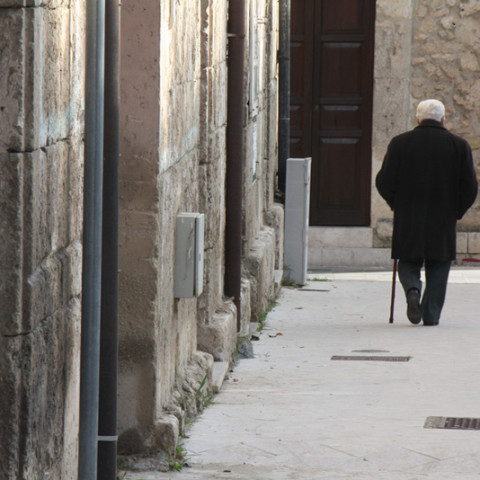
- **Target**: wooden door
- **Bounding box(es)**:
[290,0,376,226]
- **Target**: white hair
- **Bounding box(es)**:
[416,99,445,122]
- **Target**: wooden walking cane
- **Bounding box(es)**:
[389,259,398,324]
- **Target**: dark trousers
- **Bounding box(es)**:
[397,259,451,325]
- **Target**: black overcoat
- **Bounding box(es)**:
[376,120,478,261]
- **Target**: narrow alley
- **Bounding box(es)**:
[123,268,480,480]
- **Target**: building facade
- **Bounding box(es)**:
[2,1,479,478]
[117,0,283,458]
[294,0,480,267]
[0,0,283,477]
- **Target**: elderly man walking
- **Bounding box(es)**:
[376,99,478,326]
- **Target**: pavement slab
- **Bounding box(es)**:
[124,268,480,480]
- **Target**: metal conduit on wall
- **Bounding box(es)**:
[78,0,105,477]
[97,0,120,478]
[225,1,245,330]
[278,0,291,195]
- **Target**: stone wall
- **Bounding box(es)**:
[0,1,85,478]
[411,0,480,231]
[118,0,231,454]
[243,0,283,325]
[118,0,283,458]
[0,0,284,472]
[372,0,480,257]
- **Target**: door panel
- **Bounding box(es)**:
[321,43,362,97]
[290,0,376,226]
[290,0,313,160]
[321,0,364,32]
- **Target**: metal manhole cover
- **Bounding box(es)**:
[331,355,411,362]
[424,416,480,430]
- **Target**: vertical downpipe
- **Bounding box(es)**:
[78,0,105,477]
[225,1,245,331]
[278,0,290,194]
[97,0,120,478]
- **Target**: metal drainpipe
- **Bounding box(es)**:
[225,1,245,331]
[97,0,120,478]
[78,0,105,477]
[278,0,290,195]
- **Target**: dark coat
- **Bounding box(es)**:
[376,119,478,261]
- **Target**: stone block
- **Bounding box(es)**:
[211,361,229,391]
[0,153,23,333]
[117,355,156,452]
[0,6,71,152]
[457,232,468,253]
[308,247,392,269]
[309,227,373,249]
[0,299,80,479]
[239,279,252,337]
[197,305,236,362]
[23,143,72,271]
[468,232,480,254]
[148,415,180,455]
[0,145,79,336]
[376,218,393,239]
[265,203,284,270]
[246,226,277,318]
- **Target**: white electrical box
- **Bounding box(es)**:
[174,213,204,298]
[284,158,311,286]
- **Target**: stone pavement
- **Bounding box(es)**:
[124,267,480,480]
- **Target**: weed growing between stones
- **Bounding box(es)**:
[167,443,189,471]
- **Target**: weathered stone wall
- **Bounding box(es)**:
[243,0,283,325]
[119,0,232,455]
[117,0,161,453]
[196,0,237,360]
[372,0,414,230]
[118,0,283,458]
[0,1,84,478]
[411,0,480,230]
[372,0,480,256]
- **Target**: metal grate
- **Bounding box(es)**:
[331,355,411,362]
[297,289,329,292]
[424,417,480,430]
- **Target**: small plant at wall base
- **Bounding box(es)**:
[194,373,215,409]
[195,374,208,400]
[167,443,189,471]
[116,458,127,479]
[257,300,278,332]
[281,265,299,287]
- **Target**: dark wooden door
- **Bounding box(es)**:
[290,0,376,226]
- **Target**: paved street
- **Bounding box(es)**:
[124,267,480,480]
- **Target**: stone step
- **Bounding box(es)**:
[308,246,391,268]
[211,361,229,392]
[308,226,373,248]
[307,226,390,268]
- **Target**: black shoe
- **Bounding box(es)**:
[406,289,422,324]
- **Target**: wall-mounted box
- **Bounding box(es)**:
[174,213,204,298]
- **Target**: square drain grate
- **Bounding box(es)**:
[424,416,480,430]
[331,355,411,362]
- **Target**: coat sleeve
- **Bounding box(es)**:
[457,141,478,219]
[375,139,399,210]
